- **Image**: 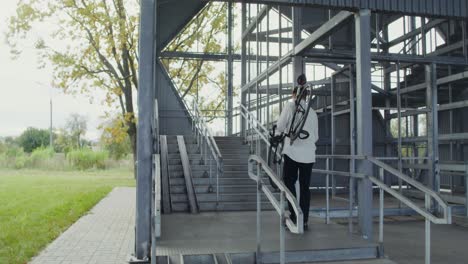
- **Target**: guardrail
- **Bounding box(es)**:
[240,103,452,264]
[191,101,223,204]
[151,154,161,264]
[248,155,303,264]
[151,99,161,264]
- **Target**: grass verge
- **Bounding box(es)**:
[0,168,135,264]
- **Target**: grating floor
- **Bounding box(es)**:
[156,210,376,256]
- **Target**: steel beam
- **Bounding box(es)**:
[355,9,373,241]
[242,11,353,93]
[246,34,293,44]
[161,50,468,66]
[294,11,352,56]
[210,0,468,19]
[439,100,468,111]
[387,133,468,143]
[304,48,468,66]
[135,0,156,259]
[242,5,269,40]
[386,19,446,48]
[392,70,468,95]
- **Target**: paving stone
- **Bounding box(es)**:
[30,187,135,264]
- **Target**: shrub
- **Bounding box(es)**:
[29,147,55,168]
[67,149,109,170]
[14,155,27,169]
[0,146,27,169]
[5,146,24,159]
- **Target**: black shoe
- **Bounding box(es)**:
[303,223,309,231]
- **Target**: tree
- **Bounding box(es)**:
[66,113,87,148]
[18,127,50,153]
[99,115,131,160]
[8,1,235,174]
[7,0,139,170]
[54,128,73,153]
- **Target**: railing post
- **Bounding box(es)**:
[204,128,207,164]
[425,193,431,264]
[465,162,468,217]
[349,176,354,234]
[256,161,262,264]
[326,158,330,224]
[209,156,213,192]
[379,167,384,257]
[280,190,285,264]
[217,160,221,206]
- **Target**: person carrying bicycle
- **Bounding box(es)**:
[275,74,319,231]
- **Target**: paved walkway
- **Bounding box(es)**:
[30,187,135,264]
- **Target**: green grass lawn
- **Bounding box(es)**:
[0,168,135,264]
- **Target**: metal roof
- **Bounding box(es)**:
[219,0,468,18]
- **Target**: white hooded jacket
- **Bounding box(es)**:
[276,100,319,163]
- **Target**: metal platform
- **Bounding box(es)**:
[156,211,387,263]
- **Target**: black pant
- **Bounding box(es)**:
[283,155,313,224]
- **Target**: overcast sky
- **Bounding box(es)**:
[0,1,106,141]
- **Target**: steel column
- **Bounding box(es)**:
[227,1,234,135]
[426,64,440,198]
[292,6,303,80]
[397,63,403,208]
[349,65,356,234]
[355,9,373,240]
[266,8,270,128]
[278,5,283,112]
[135,0,156,259]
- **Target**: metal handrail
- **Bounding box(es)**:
[249,155,304,233]
[240,104,269,135]
[151,99,161,264]
[248,155,303,264]
[314,154,451,225]
[240,103,452,264]
[192,101,224,204]
[368,156,451,224]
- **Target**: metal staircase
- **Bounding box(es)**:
[163,135,276,212]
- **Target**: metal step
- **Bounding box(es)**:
[222,159,249,165]
[169,164,248,173]
[171,178,256,186]
[168,158,205,165]
[172,193,279,203]
[198,201,275,211]
[220,149,251,154]
[167,137,197,144]
[168,164,212,171]
[169,170,209,179]
[167,144,200,154]
[171,185,258,194]
[172,203,189,212]
[221,154,251,159]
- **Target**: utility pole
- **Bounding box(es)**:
[50,97,53,148]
